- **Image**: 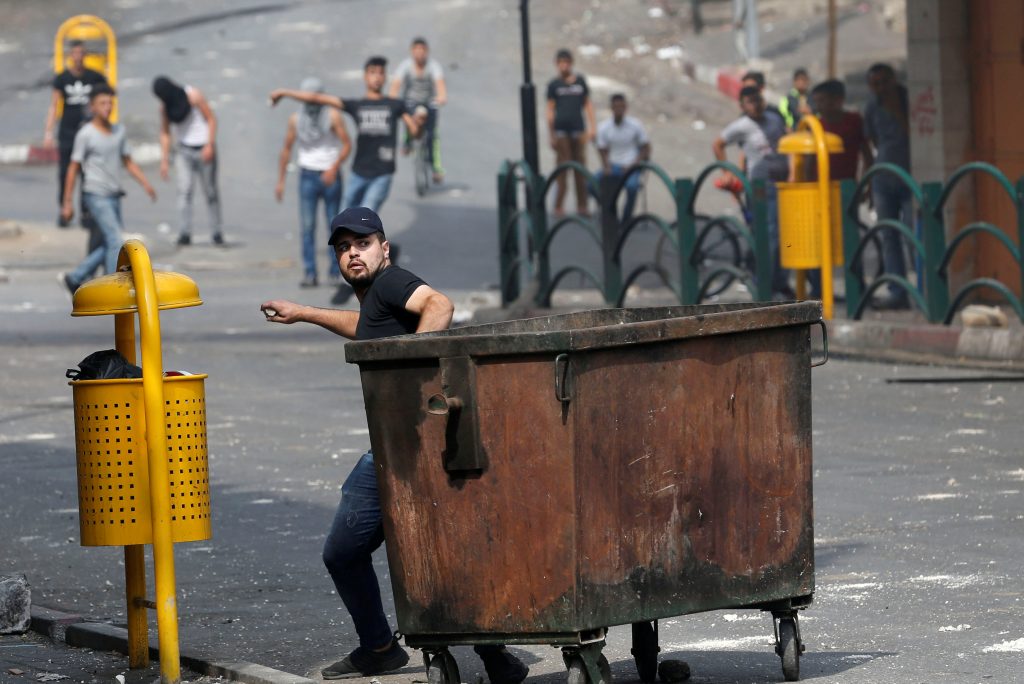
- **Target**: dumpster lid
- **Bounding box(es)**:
[345,301,822,364]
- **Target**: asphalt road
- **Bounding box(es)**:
[2,2,1023,683]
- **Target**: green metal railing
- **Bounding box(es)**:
[497,159,773,307]
[840,162,1024,323]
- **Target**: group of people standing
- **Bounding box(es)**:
[47,40,222,293]
[270,37,446,287]
[545,50,913,308]
[49,37,446,294]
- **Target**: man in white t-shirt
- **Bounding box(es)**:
[594,93,650,221]
[389,37,447,183]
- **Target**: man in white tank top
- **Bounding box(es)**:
[275,77,352,287]
[153,76,224,246]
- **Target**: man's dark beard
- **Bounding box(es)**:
[341,261,386,288]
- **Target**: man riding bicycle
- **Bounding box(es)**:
[389,37,446,184]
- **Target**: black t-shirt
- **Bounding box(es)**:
[546,74,589,133]
[53,69,108,145]
[340,97,409,178]
[355,266,426,340]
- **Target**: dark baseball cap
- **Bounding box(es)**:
[327,207,385,245]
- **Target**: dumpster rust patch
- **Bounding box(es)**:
[375,357,580,634]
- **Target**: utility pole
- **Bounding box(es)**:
[827,0,837,78]
[519,0,540,175]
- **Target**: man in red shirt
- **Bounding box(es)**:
[806,79,873,298]
[809,79,873,181]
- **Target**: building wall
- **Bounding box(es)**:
[906,0,975,290]
[968,0,1024,294]
[906,0,1023,299]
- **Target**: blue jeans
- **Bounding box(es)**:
[299,168,342,280]
[594,164,642,222]
[762,182,791,295]
[343,172,393,213]
[322,451,393,650]
[872,180,912,298]
[68,193,123,286]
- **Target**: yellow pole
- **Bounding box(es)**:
[122,241,181,684]
[801,116,835,319]
[114,313,149,669]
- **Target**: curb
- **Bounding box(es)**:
[468,305,1024,370]
[29,606,315,684]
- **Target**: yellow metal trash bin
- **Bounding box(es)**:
[777,181,843,269]
[71,374,211,546]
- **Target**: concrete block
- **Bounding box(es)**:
[0,574,31,634]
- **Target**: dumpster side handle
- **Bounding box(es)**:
[811,319,828,368]
[555,353,572,403]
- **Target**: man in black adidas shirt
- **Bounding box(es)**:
[260,208,528,683]
[270,57,424,214]
[44,40,108,225]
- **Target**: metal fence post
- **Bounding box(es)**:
[751,179,773,301]
[497,167,519,306]
[839,179,862,318]
[529,170,551,306]
[920,181,948,323]
[599,174,622,305]
[675,178,699,305]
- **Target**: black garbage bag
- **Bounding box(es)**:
[66,349,143,380]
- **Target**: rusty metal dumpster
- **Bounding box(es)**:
[344,302,825,683]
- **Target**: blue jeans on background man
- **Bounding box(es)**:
[322,451,393,650]
[762,181,792,296]
[299,168,342,281]
[67,192,123,287]
[594,164,642,222]
[872,180,912,303]
[343,172,394,214]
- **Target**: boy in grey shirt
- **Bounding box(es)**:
[712,85,791,298]
[61,84,156,293]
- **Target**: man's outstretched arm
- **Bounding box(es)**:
[269,89,344,110]
[261,299,360,339]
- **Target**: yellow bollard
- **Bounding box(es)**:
[70,240,208,684]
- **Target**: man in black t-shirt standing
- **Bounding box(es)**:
[44,40,108,226]
[546,48,596,217]
[260,208,529,684]
[270,57,424,215]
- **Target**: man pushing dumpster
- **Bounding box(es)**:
[260,207,529,683]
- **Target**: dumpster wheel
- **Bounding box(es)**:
[774,614,803,682]
[630,621,659,682]
[564,649,611,684]
[426,649,460,684]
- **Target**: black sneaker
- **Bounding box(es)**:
[212,233,225,246]
[58,272,78,296]
[321,640,410,680]
[177,233,191,246]
[299,275,318,288]
[475,646,528,684]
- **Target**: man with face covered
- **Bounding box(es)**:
[260,208,529,683]
[275,77,352,287]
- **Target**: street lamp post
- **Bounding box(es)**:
[519,0,540,175]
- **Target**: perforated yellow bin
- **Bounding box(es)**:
[70,374,211,546]
[777,181,843,269]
